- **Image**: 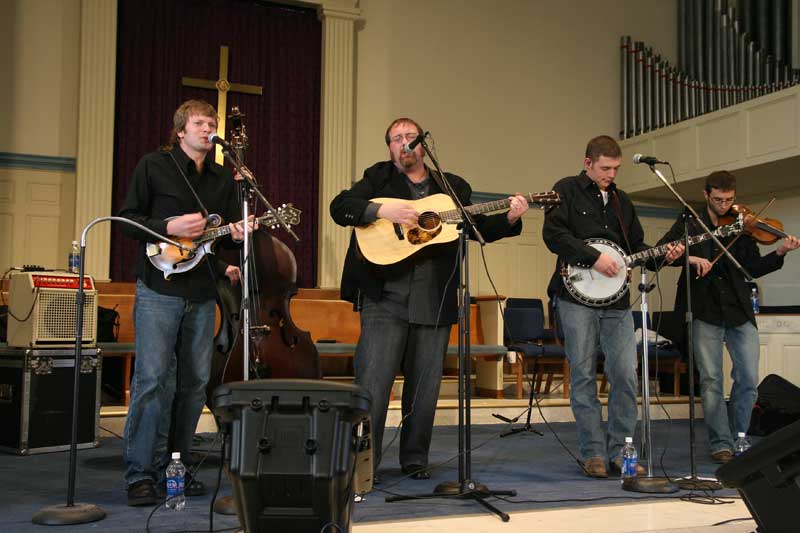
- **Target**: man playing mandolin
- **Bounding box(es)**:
[656,170,800,463]
[118,99,249,506]
[330,117,528,482]
[543,135,684,479]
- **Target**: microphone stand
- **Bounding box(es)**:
[673,213,722,491]
[623,266,679,494]
[218,148,301,378]
[385,135,516,521]
[33,217,190,526]
[641,163,749,490]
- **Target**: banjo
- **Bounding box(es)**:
[561,216,743,307]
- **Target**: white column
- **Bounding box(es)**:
[316,3,361,289]
[74,0,117,281]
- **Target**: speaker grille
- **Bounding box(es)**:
[36,290,97,341]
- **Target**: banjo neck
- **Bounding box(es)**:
[624,224,733,266]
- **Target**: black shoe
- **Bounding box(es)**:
[127,479,158,507]
[401,464,431,480]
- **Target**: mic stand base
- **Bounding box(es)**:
[498,424,544,438]
[622,476,679,494]
[673,475,722,491]
[386,483,517,522]
[493,368,543,437]
[32,503,106,526]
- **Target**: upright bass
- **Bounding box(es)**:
[206,107,320,407]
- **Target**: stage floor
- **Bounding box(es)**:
[0,419,754,533]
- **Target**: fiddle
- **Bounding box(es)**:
[718,203,788,245]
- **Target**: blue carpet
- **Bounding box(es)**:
[0,419,739,532]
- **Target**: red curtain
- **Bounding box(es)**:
[110,0,321,287]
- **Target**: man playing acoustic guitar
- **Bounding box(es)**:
[330,117,528,482]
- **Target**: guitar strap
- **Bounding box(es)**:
[610,190,634,254]
[167,150,211,221]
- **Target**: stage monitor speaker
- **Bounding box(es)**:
[717,418,800,533]
[748,374,800,436]
[213,379,372,533]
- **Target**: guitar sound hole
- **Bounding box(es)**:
[418,212,440,231]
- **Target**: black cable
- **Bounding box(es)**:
[99,425,124,440]
[1,267,39,322]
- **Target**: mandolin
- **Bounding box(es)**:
[146,204,301,279]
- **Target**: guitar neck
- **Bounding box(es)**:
[440,193,551,222]
[625,230,718,265]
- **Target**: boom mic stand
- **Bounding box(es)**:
[384,134,516,521]
[641,162,751,491]
[33,217,192,526]
[673,213,722,491]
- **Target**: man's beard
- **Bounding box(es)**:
[398,152,417,169]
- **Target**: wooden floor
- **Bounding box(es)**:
[352,500,755,533]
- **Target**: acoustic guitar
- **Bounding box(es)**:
[354,192,560,265]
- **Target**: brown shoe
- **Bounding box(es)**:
[583,457,608,478]
[711,450,734,463]
[609,457,647,476]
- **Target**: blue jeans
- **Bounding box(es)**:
[354,299,450,470]
[123,280,216,486]
[693,318,760,454]
[557,298,639,462]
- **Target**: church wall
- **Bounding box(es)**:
[353,0,678,194]
[0,0,80,273]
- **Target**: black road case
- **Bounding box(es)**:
[0,347,101,454]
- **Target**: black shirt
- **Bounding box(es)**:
[118,146,242,301]
[542,171,650,309]
[657,207,784,327]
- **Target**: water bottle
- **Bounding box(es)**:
[165,452,186,511]
[68,241,80,274]
[620,436,638,483]
[750,287,759,315]
[734,432,752,456]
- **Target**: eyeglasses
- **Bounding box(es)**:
[709,196,735,205]
[389,132,420,144]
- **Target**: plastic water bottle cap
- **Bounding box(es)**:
[72,240,78,245]
[171,452,181,460]
[625,436,633,443]
[737,432,746,438]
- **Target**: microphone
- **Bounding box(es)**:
[632,153,669,165]
[402,132,426,153]
[208,133,233,151]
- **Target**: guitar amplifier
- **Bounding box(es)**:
[6,271,97,348]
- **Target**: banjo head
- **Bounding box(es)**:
[562,239,630,307]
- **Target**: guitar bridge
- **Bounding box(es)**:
[392,223,405,241]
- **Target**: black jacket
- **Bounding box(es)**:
[329,161,522,324]
[657,207,784,327]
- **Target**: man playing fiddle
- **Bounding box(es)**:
[657,170,800,463]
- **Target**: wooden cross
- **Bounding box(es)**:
[182,45,263,163]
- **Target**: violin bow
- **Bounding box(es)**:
[704,197,776,273]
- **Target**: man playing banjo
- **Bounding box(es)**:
[543,135,683,478]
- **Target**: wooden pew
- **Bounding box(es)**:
[2,281,508,401]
